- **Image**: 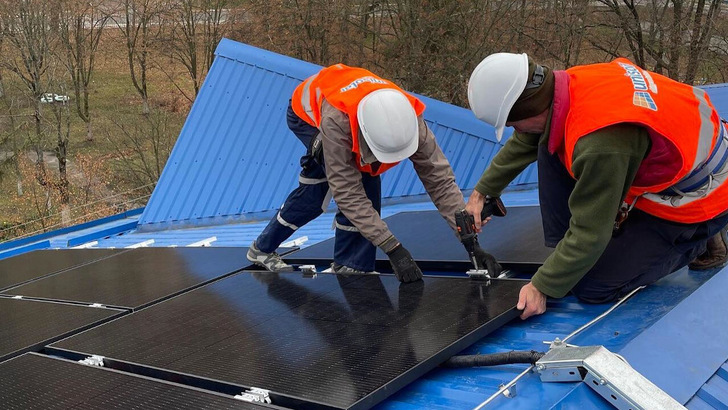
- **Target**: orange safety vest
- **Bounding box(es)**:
[562,58,728,223]
[291,64,425,176]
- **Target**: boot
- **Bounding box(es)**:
[246,241,294,272]
[689,227,728,270]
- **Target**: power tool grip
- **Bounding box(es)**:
[481,197,507,220]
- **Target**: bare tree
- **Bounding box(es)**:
[116,0,164,114]
[58,0,109,141]
[379,0,522,105]
[515,1,594,68]
[164,0,230,101]
[0,0,54,184]
[107,109,175,195]
[594,0,723,83]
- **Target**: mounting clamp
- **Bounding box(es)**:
[466,269,491,279]
[536,346,684,409]
[234,387,271,404]
[78,355,105,367]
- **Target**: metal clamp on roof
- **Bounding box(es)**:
[234,387,271,404]
[535,345,685,410]
[78,355,105,367]
[299,265,318,279]
[466,269,492,279]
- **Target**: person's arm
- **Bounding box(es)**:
[319,103,394,249]
[474,131,540,197]
[409,117,466,229]
[467,131,540,227]
[519,124,650,319]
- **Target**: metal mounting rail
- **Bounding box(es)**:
[473,286,645,409]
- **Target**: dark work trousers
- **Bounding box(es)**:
[255,101,382,272]
[537,143,728,303]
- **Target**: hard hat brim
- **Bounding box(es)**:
[365,130,418,164]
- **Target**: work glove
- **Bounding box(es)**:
[473,246,503,277]
[386,244,423,283]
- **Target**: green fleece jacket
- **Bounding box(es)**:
[475,123,650,298]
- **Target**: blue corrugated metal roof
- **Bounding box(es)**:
[137,38,535,231]
[702,83,728,119]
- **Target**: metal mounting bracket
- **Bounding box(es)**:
[536,346,685,409]
[78,355,105,367]
[234,387,271,404]
[466,269,491,279]
[299,265,317,278]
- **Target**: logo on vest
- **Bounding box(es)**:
[633,92,657,111]
[340,76,388,92]
[619,62,658,111]
[618,62,648,91]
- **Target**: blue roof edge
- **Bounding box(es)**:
[0,208,143,258]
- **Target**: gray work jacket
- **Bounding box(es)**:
[319,101,465,251]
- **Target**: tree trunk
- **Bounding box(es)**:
[86,119,93,142]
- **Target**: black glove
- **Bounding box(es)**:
[309,134,324,165]
[473,246,502,277]
[386,244,423,283]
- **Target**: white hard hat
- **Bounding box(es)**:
[357,89,419,163]
[467,53,529,141]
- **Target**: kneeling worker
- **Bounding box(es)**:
[247,64,501,282]
[466,53,728,317]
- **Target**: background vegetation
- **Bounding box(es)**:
[1,0,727,242]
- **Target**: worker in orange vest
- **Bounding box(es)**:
[247,64,501,281]
[466,53,728,318]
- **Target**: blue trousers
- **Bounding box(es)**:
[537,143,728,303]
[256,102,381,272]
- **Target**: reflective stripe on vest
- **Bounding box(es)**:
[690,87,717,172]
[665,122,728,194]
[298,74,318,124]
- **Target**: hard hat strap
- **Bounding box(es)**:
[525,64,545,90]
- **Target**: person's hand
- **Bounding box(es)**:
[465,191,491,232]
[472,247,502,277]
[517,282,547,319]
[386,244,423,283]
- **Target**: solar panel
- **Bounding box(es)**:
[285,206,552,271]
[0,353,268,409]
[2,247,253,310]
[0,249,122,291]
[50,271,524,409]
[0,298,122,362]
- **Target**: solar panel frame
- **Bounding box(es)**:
[283,207,552,272]
[1,247,264,310]
[0,298,124,362]
[49,271,524,409]
[0,248,124,292]
[0,353,272,409]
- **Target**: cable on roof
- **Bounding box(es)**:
[441,350,546,368]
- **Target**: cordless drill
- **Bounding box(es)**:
[455,197,507,273]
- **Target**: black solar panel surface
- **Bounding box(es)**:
[284,207,552,270]
[2,247,251,309]
[0,354,267,409]
[0,249,122,291]
[0,298,120,362]
[52,272,523,409]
